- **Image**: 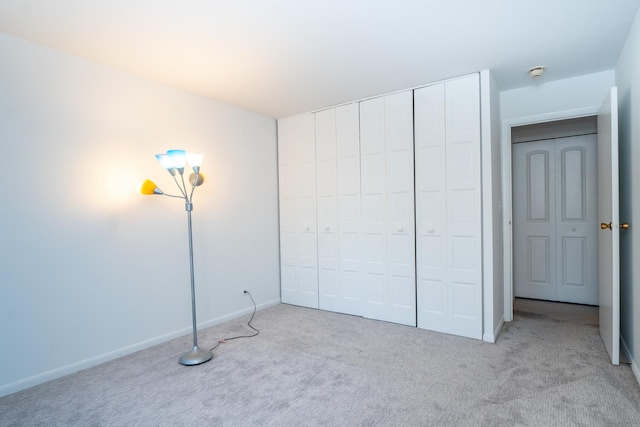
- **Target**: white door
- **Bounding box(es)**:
[315,108,340,312]
[360,91,416,326]
[415,74,483,339]
[513,135,598,305]
[555,136,598,304]
[513,139,557,301]
[598,87,620,366]
[335,104,362,315]
[315,104,361,315]
[415,82,448,332]
[278,114,319,309]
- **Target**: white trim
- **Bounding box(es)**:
[621,336,640,386]
[0,298,281,398]
[502,119,513,321]
[483,316,505,343]
[480,70,494,342]
[501,106,600,322]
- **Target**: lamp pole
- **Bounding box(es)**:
[139,149,213,366]
[178,201,213,365]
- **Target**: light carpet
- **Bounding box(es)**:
[1,299,640,426]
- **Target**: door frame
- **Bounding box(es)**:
[502,105,600,321]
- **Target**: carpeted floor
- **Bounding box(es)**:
[1,298,640,426]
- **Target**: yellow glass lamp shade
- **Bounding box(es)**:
[138,179,163,195]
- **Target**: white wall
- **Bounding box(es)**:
[501,71,616,121]
[0,32,281,396]
[615,7,640,383]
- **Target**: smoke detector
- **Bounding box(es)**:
[528,66,545,78]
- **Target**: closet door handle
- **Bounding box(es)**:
[324,226,330,231]
[304,225,310,231]
[396,226,404,232]
[621,223,630,230]
[600,222,612,230]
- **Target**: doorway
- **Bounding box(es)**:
[502,90,620,365]
[501,106,600,322]
[511,117,599,305]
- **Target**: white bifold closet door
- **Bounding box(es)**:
[278,114,319,308]
[359,91,416,326]
[315,104,362,315]
[414,74,483,339]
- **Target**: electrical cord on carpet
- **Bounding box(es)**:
[209,290,259,352]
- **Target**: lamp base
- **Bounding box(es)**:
[179,346,213,366]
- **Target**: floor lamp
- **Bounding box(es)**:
[139,149,213,366]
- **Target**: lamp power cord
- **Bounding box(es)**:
[209,290,259,352]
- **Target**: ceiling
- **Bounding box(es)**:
[0,0,639,119]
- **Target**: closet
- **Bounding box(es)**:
[277,73,487,338]
[414,75,483,339]
[512,117,598,305]
[315,104,361,315]
[360,91,416,326]
[278,114,318,308]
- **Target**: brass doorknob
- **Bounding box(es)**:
[601,222,612,230]
[621,223,630,230]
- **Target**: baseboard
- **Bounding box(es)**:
[621,336,640,386]
[198,298,280,329]
[0,298,281,398]
[483,315,505,343]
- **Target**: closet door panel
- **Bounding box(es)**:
[513,140,557,301]
[360,92,416,326]
[445,75,482,339]
[416,75,482,339]
[385,92,416,325]
[294,115,319,308]
[336,104,362,314]
[278,118,298,306]
[315,109,340,311]
[278,114,318,308]
[555,135,598,305]
[360,97,388,320]
[415,83,448,331]
[316,104,362,315]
